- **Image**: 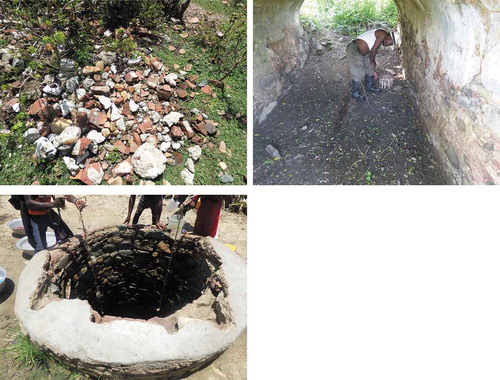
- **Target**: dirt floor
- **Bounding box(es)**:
[0,195,247,380]
[254,28,446,185]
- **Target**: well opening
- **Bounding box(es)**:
[52,227,221,320]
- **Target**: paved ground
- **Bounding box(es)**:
[254,29,445,185]
[0,195,246,380]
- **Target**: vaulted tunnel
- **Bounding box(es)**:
[254,0,500,184]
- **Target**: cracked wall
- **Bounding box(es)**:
[254,0,500,184]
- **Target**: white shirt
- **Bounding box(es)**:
[356,29,383,51]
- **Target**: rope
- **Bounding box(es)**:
[156,197,193,312]
[78,197,104,316]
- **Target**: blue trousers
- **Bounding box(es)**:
[30,214,50,254]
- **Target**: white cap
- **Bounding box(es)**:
[390,31,401,46]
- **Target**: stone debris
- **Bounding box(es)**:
[220,173,234,183]
[265,144,281,159]
[131,142,167,179]
[81,162,104,185]
[188,145,202,161]
[24,128,40,143]
[43,83,62,96]
[63,156,79,176]
[180,167,194,185]
[35,137,57,159]
[185,158,195,173]
[1,29,233,186]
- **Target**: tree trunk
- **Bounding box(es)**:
[161,0,191,20]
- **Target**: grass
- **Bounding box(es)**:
[194,0,246,16]
[1,328,88,379]
[300,0,398,37]
[153,0,247,185]
[0,132,76,185]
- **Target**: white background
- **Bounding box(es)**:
[249,186,500,380]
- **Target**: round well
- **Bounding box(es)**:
[15,225,246,379]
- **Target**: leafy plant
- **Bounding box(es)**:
[301,0,398,36]
[107,149,122,164]
[2,330,50,369]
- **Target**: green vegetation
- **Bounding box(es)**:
[1,328,88,379]
[301,0,398,36]
[154,0,247,185]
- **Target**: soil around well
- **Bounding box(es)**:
[0,195,246,380]
[254,28,446,185]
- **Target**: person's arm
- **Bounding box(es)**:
[189,195,200,208]
[64,195,85,211]
[24,195,62,211]
[124,195,136,224]
[369,31,387,80]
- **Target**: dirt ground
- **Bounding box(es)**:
[0,195,247,380]
[254,28,445,185]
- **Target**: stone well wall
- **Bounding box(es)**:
[254,0,500,184]
[16,226,247,380]
[52,226,219,319]
[394,0,500,184]
[254,0,311,123]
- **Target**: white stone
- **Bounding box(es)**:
[63,156,79,175]
[185,158,195,173]
[151,111,161,124]
[172,142,181,150]
[105,79,115,89]
[160,141,171,152]
[35,137,57,159]
[98,95,112,110]
[129,100,139,113]
[98,51,116,65]
[115,118,126,131]
[54,126,81,148]
[187,145,202,162]
[165,73,178,86]
[76,88,86,101]
[219,161,228,171]
[128,56,142,65]
[110,104,121,121]
[60,99,75,117]
[24,128,40,143]
[110,64,117,74]
[87,130,106,145]
[180,167,194,185]
[162,112,183,127]
[43,83,62,96]
[12,102,20,113]
[112,160,134,176]
[65,77,79,93]
[131,142,167,179]
[86,165,104,185]
[82,78,95,90]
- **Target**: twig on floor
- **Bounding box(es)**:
[358,137,398,182]
[345,145,370,178]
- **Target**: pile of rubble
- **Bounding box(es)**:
[1,30,234,185]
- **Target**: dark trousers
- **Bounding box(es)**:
[29,211,73,254]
